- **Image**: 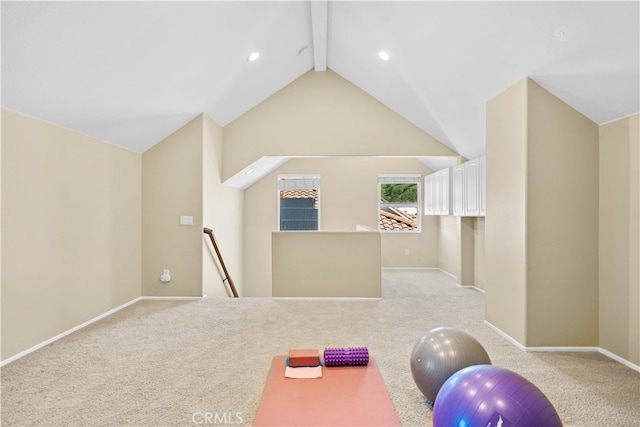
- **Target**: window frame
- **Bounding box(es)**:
[277,174,321,231]
[378,174,422,233]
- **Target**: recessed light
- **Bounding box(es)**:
[248,51,260,62]
[378,51,390,61]
[245,169,254,175]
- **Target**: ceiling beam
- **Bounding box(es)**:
[310,0,328,71]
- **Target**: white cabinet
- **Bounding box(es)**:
[424,168,452,215]
[424,156,486,217]
[438,168,452,215]
[464,159,480,216]
[452,156,486,217]
[452,164,465,216]
[424,174,435,215]
[479,155,486,216]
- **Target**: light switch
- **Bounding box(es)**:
[180,215,193,226]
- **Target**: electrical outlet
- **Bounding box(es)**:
[404,249,410,256]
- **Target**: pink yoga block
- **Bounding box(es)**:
[288,349,320,367]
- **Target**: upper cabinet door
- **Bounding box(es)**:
[452,157,486,217]
[424,168,452,216]
[479,156,486,216]
[424,175,434,215]
[464,159,480,216]
[434,172,442,215]
[452,164,465,216]
[439,168,451,215]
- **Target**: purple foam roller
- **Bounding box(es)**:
[323,347,369,366]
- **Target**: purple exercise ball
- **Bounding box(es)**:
[433,364,562,427]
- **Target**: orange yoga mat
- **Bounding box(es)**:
[252,355,401,426]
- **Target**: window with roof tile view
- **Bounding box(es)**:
[278,176,320,231]
[378,176,421,232]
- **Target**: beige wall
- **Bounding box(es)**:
[485,79,528,345]
[231,70,453,296]
[599,113,640,365]
[434,155,484,289]
[202,115,244,297]
[437,216,458,277]
[272,231,381,297]
[630,114,639,365]
[474,218,486,290]
[382,224,438,268]
[142,113,245,298]
[436,215,485,289]
[630,114,640,365]
[1,108,141,360]
[526,80,599,346]
[243,156,439,296]
[142,115,204,297]
[223,68,456,181]
[458,217,475,286]
[1,107,3,360]
[486,79,600,348]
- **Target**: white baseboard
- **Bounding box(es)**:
[140,296,205,301]
[598,347,640,372]
[427,268,484,293]
[380,267,460,281]
[381,268,480,293]
[484,320,640,372]
[525,346,600,352]
[0,295,206,367]
[456,283,485,293]
[484,320,527,351]
[1,296,143,367]
[437,268,457,280]
[272,297,382,300]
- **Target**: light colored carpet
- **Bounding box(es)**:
[2,270,639,426]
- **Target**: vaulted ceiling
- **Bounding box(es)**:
[2,1,639,166]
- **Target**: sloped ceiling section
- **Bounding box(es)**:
[1,1,315,153]
[2,1,639,162]
[327,1,639,160]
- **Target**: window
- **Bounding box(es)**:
[378,175,421,232]
[278,175,320,231]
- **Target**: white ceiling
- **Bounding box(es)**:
[2,1,639,170]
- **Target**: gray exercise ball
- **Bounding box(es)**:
[410,327,491,402]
